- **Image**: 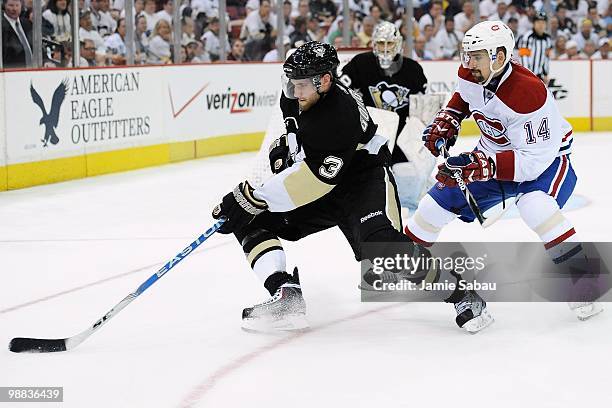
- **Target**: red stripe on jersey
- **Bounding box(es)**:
[550,156,568,198]
[495,150,515,181]
[447,92,470,117]
[562,130,573,142]
[544,228,576,250]
[496,63,547,114]
[403,225,433,247]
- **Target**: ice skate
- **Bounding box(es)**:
[447,290,494,333]
[568,302,604,321]
[242,268,309,333]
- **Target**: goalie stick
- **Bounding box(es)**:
[436,140,509,228]
[8,218,226,353]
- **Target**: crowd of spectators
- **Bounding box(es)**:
[1,0,610,68]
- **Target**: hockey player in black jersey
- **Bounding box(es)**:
[211,42,492,333]
[340,21,436,213]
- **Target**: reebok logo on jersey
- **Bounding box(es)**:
[361,211,383,223]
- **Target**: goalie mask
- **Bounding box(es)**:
[372,21,403,69]
[282,41,340,99]
[461,21,515,86]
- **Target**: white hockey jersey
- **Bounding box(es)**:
[447,62,573,183]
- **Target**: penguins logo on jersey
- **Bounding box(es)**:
[368,81,410,112]
[472,111,510,146]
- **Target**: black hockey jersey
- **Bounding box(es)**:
[253,82,389,212]
[340,52,428,135]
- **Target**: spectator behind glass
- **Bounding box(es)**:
[412,34,433,61]
[134,15,149,63]
[584,5,603,32]
[310,0,337,25]
[419,0,444,36]
[147,19,172,64]
[357,16,375,47]
[592,38,609,60]
[327,15,355,45]
[142,0,159,32]
[90,0,117,38]
[182,16,196,45]
[369,5,382,25]
[552,35,567,58]
[2,0,33,68]
[565,0,589,21]
[307,16,324,42]
[296,0,310,19]
[558,39,582,59]
[105,17,127,65]
[156,0,173,25]
[202,17,230,62]
[120,0,144,19]
[479,0,497,20]
[42,0,71,42]
[189,40,210,63]
[289,16,312,47]
[423,24,441,59]
[435,17,463,59]
[488,2,510,23]
[240,0,276,43]
[228,38,248,62]
[80,38,98,66]
[556,4,577,35]
[572,19,599,51]
[454,0,476,33]
[582,39,597,58]
[79,9,106,52]
[282,0,294,36]
[507,17,519,39]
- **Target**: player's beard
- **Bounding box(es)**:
[298,93,320,111]
[471,69,485,83]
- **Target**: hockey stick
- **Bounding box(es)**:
[8,218,226,353]
[436,140,509,228]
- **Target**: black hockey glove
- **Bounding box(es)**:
[212,181,268,234]
[269,135,291,174]
[269,117,298,174]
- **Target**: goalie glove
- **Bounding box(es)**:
[422,109,464,157]
[212,181,268,234]
[436,151,496,187]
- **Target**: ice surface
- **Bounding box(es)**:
[1,134,610,407]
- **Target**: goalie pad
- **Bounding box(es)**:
[409,93,450,125]
[392,117,436,213]
[390,93,450,213]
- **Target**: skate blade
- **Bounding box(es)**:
[574,304,604,321]
[462,308,494,333]
[241,313,310,334]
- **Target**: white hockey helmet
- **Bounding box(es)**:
[372,21,403,69]
[461,21,515,85]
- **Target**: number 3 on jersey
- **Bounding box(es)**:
[524,117,550,144]
[319,156,343,179]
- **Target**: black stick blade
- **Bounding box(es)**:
[9,337,67,353]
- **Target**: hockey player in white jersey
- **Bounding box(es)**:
[408,21,602,322]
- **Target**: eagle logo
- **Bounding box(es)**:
[368,81,410,112]
[30,79,69,147]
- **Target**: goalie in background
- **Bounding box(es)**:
[339,21,442,215]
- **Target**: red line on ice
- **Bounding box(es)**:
[178,303,403,408]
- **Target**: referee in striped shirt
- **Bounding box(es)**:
[516,12,553,84]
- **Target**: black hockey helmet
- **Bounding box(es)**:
[534,11,548,22]
[283,41,340,80]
